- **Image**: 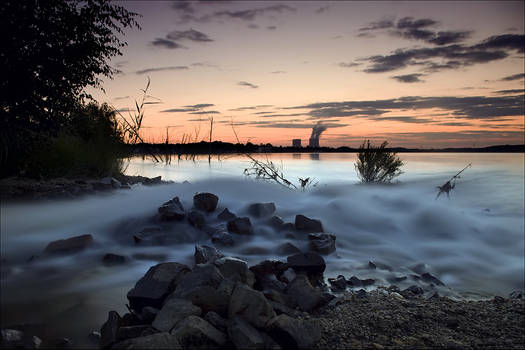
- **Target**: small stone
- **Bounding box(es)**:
[102,253,127,266]
[158,197,185,221]
[227,217,253,235]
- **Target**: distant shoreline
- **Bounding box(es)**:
[130,142,525,155]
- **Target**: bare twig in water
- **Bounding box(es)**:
[436,163,471,199]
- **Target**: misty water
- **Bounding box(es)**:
[1,152,523,346]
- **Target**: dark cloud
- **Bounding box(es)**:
[428,31,472,45]
[391,74,425,83]
[315,5,330,14]
[247,24,259,29]
[379,116,433,123]
[229,105,273,111]
[254,122,347,129]
[396,17,437,29]
[357,32,375,38]
[267,26,277,30]
[191,62,221,69]
[256,113,306,118]
[286,94,524,121]
[474,34,525,52]
[271,70,286,74]
[150,38,186,49]
[136,66,189,75]
[438,122,473,126]
[500,73,525,81]
[494,89,525,94]
[189,110,221,114]
[359,19,395,31]
[160,108,195,113]
[183,103,215,108]
[167,29,214,42]
[338,62,361,68]
[238,81,259,89]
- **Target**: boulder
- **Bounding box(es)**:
[214,257,250,284]
[266,314,321,349]
[117,326,150,341]
[295,215,323,233]
[152,298,202,332]
[44,234,94,254]
[421,272,444,286]
[102,253,127,266]
[285,275,327,312]
[227,217,253,235]
[188,211,206,229]
[257,275,287,293]
[267,216,285,230]
[127,262,190,312]
[328,275,347,291]
[217,208,236,221]
[158,197,185,221]
[348,276,375,287]
[204,312,228,333]
[268,300,300,318]
[87,331,101,345]
[401,285,424,298]
[308,233,336,254]
[228,317,266,349]
[509,290,524,299]
[286,252,326,276]
[0,329,42,349]
[249,260,287,279]
[229,284,276,328]
[100,310,121,349]
[193,193,219,212]
[248,203,276,218]
[278,268,297,284]
[171,316,227,349]
[211,230,235,247]
[111,332,181,349]
[143,176,163,186]
[140,307,159,324]
[194,245,224,265]
[276,242,301,256]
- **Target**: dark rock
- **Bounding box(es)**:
[227,217,253,235]
[120,183,131,190]
[217,208,236,221]
[368,260,393,271]
[44,234,94,254]
[120,312,143,327]
[228,317,266,349]
[361,278,375,286]
[102,253,127,266]
[268,216,285,230]
[328,275,347,291]
[446,317,460,329]
[308,233,336,254]
[171,316,227,349]
[1,329,42,349]
[248,202,276,218]
[158,197,185,221]
[194,245,224,265]
[348,276,375,287]
[276,242,301,256]
[229,284,277,328]
[152,298,201,332]
[295,215,323,232]
[286,252,326,276]
[204,312,228,333]
[211,230,235,247]
[193,193,219,212]
[421,272,444,286]
[188,211,206,229]
[355,289,368,298]
[117,326,150,341]
[493,296,506,304]
[278,268,297,284]
[143,176,163,186]
[268,300,300,318]
[266,314,321,349]
[263,289,297,309]
[100,310,121,349]
[285,275,327,312]
[387,275,408,283]
[111,332,181,349]
[257,275,287,293]
[127,262,190,312]
[410,263,431,275]
[140,307,159,324]
[509,290,524,299]
[87,331,101,345]
[401,285,424,298]
[101,176,121,189]
[249,260,288,278]
[214,257,250,284]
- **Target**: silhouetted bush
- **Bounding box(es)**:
[355,140,404,183]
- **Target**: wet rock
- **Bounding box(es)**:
[509,290,524,299]
[140,307,159,324]
[127,262,190,312]
[100,310,121,349]
[410,263,431,275]
[263,289,297,309]
[44,234,94,254]
[214,257,250,284]
[204,312,228,333]
[328,275,347,291]
[211,230,235,247]
[401,285,424,298]
[117,326,150,341]
[308,233,336,254]
[257,275,287,293]
[266,314,321,349]
[286,252,326,276]
[248,202,276,218]
[276,242,301,256]
[87,331,101,345]
[152,298,201,332]
[158,197,185,221]
[1,329,42,349]
[194,245,224,265]
[348,276,375,287]
[278,268,297,284]
[421,272,444,286]
[111,332,181,349]
[188,211,206,229]
[268,300,300,318]
[120,312,142,327]
[355,289,368,298]
[295,215,323,233]
[268,216,285,230]
[493,296,506,304]
[102,253,127,266]
[229,284,277,328]
[143,176,163,186]
[171,316,226,349]
[193,193,219,212]
[217,208,236,221]
[368,260,393,271]
[101,176,121,189]
[227,217,253,235]
[120,183,131,189]
[228,317,266,349]
[285,275,327,312]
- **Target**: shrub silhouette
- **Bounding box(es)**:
[355,140,404,183]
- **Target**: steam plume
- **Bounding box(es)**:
[309,122,327,147]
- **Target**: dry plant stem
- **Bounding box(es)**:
[436,163,471,199]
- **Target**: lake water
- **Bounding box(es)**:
[1,153,523,347]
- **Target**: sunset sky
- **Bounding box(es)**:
[88,1,525,148]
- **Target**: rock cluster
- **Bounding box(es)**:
[100,248,332,349]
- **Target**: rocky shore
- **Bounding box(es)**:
[1,191,524,349]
